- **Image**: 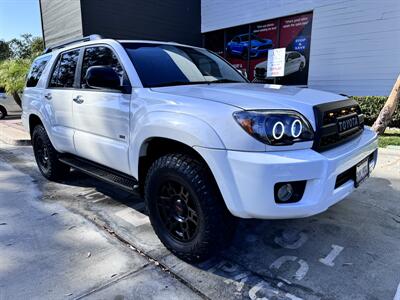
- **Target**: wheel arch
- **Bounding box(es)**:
[28,114,43,137]
[136,137,226,211]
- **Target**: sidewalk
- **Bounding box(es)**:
[0,157,201,299]
[0,117,30,146]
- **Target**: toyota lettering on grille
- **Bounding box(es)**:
[337,114,359,133]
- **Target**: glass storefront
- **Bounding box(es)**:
[203,12,313,85]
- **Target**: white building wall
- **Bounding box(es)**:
[201,0,400,96]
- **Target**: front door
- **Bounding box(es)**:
[72,45,131,174]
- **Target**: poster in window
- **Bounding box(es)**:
[225,25,250,77]
[249,19,279,82]
[276,12,313,85]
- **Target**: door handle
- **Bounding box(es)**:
[73,95,84,104]
[44,93,52,100]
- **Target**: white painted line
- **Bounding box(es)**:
[270,256,309,281]
[295,259,309,281]
[115,207,149,227]
[394,283,400,300]
[319,244,344,267]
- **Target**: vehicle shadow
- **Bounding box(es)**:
[59,171,400,299]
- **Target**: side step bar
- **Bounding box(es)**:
[59,155,138,192]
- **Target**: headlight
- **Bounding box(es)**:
[233,110,314,145]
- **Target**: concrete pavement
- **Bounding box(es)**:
[0,117,30,146]
[0,140,399,299]
[0,155,202,300]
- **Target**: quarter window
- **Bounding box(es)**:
[26,55,51,87]
[49,49,80,88]
[81,46,125,88]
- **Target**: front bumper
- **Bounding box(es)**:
[195,127,378,219]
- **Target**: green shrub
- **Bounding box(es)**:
[352,96,400,128]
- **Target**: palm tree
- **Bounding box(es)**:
[372,74,400,135]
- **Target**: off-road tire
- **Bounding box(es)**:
[32,125,70,180]
[145,153,236,262]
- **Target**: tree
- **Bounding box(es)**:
[372,74,400,135]
[0,40,11,61]
[0,34,44,107]
[8,33,44,59]
[0,59,31,107]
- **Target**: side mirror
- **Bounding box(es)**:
[85,66,121,91]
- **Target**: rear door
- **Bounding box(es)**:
[72,45,131,174]
[44,48,81,153]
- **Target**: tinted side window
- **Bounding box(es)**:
[26,56,51,87]
[81,46,124,87]
[0,87,5,93]
[49,49,80,88]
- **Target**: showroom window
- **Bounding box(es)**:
[203,12,313,86]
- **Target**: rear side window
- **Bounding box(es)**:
[49,49,80,88]
[26,55,51,87]
[80,46,125,87]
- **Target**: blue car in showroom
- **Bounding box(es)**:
[226,34,273,58]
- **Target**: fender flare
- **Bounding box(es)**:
[129,111,225,178]
[26,106,59,150]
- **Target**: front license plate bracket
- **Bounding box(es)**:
[355,157,369,187]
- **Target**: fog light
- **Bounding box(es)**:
[277,184,294,202]
[274,181,306,204]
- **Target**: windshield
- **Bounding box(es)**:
[122,43,247,88]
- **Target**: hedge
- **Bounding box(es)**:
[351,96,400,128]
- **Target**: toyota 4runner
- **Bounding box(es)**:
[22,35,378,262]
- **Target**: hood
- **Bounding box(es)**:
[151,83,346,110]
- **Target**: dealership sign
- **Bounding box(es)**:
[294,36,308,52]
[267,48,286,77]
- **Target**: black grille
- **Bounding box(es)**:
[313,99,364,152]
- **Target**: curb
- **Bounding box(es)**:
[0,124,31,146]
[378,147,400,155]
[0,135,31,146]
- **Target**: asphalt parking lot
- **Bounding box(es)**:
[0,142,399,300]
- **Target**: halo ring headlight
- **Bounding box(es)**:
[233,110,314,146]
[291,119,302,138]
[272,121,285,140]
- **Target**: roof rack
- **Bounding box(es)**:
[43,34,103,54]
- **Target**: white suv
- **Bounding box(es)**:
[22,35,378,262]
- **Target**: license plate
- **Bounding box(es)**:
[355,158,369,187]
[337,113,359,133]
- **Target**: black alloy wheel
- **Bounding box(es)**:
[32,125,70,180]
[157,179,199,242]
[145,153,236,262]
[34,135,50,173]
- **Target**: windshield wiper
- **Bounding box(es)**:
[151,79,243,88]
[151,81,210,88]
